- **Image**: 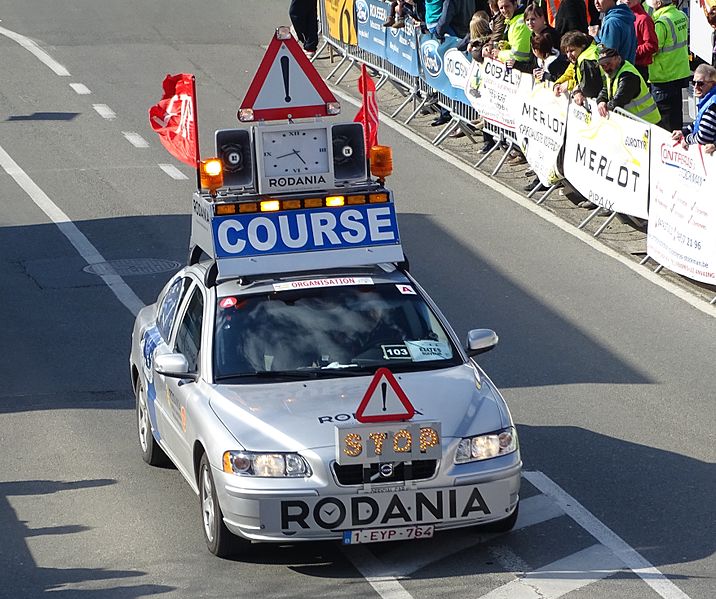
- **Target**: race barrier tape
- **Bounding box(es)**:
[317,0,716,300]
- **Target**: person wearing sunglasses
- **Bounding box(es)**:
[671,65,716,149]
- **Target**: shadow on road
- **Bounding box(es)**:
[0,478,173,598]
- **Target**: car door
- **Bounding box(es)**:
[158,282,206,473]
[140,274,192,455]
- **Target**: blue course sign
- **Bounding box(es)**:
[212,204,400,258]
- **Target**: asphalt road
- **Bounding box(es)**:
[0,2,714,598]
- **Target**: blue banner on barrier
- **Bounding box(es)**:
[419,34,472,105]
[356,0,388,59]
[385,18,420,76]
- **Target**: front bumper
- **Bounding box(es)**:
[214,456,522,542]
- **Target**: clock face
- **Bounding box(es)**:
[261,128,330,177]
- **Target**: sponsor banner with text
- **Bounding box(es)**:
[418,34,471,104]
[467,59,526,133]
[563,102,650,218]
[355,0,388,59]
[646,127,716,284]
[385,17,420,76]
[515,80,568,186]
[324,0,358,46]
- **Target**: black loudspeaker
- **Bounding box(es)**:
[331,123,367,182]
[214,129,255,189]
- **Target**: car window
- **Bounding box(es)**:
[213,283,461,380]
[156,276,191,341]
[174,287,204,373]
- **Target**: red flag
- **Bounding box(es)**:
[149,74,199,167]
[354,65,379,150]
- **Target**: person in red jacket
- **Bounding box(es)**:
[624,0,657,81]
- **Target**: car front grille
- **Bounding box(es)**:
[332,460,438,486]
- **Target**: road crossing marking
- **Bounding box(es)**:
[122,131,149,148]
[0,25,71,76]
[524,471,691,599]
[344,472,692,599]
[159,164,188,180]
[70,83,91,95]
[477,544,623,599]
[93,104,116,120]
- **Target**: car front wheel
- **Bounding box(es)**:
[198,453,249,558]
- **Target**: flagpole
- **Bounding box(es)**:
[359,64,370,167]
[192,75,201,191]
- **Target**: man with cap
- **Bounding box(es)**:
[573,45,661,124]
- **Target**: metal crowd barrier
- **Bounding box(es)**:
[314,2,716,304]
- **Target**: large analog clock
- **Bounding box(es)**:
[261,127,330,177]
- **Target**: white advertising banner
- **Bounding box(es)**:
[646,127,716,284]
[515,80,569,186]
[563,102,650,218]
[467,58,524,133]
[689,0,715,64]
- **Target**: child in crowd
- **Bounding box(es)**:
[383,0,421,28]
[532,31,570,82]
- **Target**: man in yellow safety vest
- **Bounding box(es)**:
[646,0,690,131]
[594,45,662,124]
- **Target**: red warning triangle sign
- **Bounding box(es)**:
[239,29,338,122]
[355,368,415,423]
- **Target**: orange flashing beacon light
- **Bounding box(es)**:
[369,146,393,180]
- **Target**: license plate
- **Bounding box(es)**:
[342,524,434,545]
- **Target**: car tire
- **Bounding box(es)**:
[198,453,249,558]
[481,502,519,533]
[135,379,169,467]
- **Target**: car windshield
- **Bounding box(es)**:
[213,282,462,380]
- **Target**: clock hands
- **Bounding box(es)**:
[274,149,307,164]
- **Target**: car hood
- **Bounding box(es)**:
[208,365,505,451]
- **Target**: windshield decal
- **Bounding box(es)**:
[404,340,452,361]
[272,276,373,291]
[395,284,416,294]
[381,344,411,360]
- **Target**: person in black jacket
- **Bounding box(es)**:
[289,0,319,56]
[554,0,600,37]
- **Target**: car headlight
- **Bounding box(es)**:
[222,451,311,477]
[454,427,517,464]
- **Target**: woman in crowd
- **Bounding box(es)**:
[524,3,561,59]
[553,30,604,99]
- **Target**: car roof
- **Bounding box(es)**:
[189,261,413,297]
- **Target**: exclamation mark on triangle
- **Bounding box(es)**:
[381,382,387,411]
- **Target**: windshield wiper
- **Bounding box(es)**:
[214,368,370,382]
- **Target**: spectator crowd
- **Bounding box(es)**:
[373,0,716,196]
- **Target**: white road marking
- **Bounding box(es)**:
[158,164,189,180]
[476,544,623,599]
[345,546,415,599]
[329,86,716,318]
[0,142,145,317]
[70,83,91,95]
[0,25,70,76]
[372,493,564,578]
[122,131,150,148]
[524,471,691,599]
[93,104,116,120]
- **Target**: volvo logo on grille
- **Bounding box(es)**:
[378,463,394,478]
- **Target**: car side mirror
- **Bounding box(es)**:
[154,353,198,382]
[466,329,499,357]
